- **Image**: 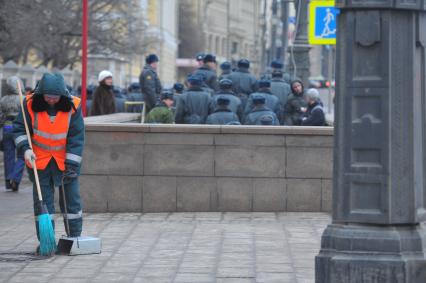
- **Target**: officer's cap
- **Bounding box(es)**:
[238,59,250,68]
[220,61,231,70]
[259,79,271,88]
[252,94,266,105]
[196,52,205,61]
[187,74,203,85]
[173,83,184,92]
[161,89,174,100]
[203,54,216,63]
[219,79,233,89]
[146,54,159,64]
[271,60,283,69]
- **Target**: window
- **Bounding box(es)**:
[231,42,238,54]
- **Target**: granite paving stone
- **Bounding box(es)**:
[0,185,330,283]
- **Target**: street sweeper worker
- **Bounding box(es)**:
[13,73,84,252]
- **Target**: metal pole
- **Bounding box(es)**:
[281,0,289,68]
[270,0,278,61]
[227,0,231,59]
[260,0,268,70]
[81,0,88,117]
[327,45,332,114]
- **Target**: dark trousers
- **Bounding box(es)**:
[32,160,83,238]
[3,125,24,186]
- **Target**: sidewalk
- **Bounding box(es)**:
[0,187,330,283]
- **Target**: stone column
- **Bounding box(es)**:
[315,0,426,282]
[288,0,311,86]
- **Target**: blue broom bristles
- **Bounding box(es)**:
[38,213,56,256]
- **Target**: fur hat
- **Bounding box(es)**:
[98,70,113,83]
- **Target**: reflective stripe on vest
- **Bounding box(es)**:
[26,96,81,170]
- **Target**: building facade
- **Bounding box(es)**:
[178,0,262,78]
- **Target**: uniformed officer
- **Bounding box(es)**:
[195,52,205,68]
[193,54,219,91]
[206,96,240,125]
[210,79,243,121]
[139,54,162,113]
[13,73,85,248]
[245,79,283,123]
[218,61,232,81]
[175,74,212,124]
[227,59,258,108]
[244,94,279,126]
[146,90,175,124]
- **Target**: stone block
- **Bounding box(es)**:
[286,147,333,178]
[79,175,109,212]
[107,176,142,212]
[144,145,214,176]
[215,146,286,178]
[142,176,177,212]
[253,178,287,211]
[287,179,321,212]
[177,177,217,212]
[85,131,143,145]
[144,133,214,145]
[286,136,333,148]
[217,178,253,211]
[214,134,285,146]
[321,179,332,212]
[81,144,143,176]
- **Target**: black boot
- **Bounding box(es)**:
[5,180,12,191]
[11,181,19,192]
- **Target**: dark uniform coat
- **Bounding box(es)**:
[193,65,219,91]
[244,106,280,126]
[206,109,240,125]
[174,86,212,124]
[139,65,162,113]
[210,92,243,121]
[227,68,258,106]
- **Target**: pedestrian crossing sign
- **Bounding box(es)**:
[309,0,339,45]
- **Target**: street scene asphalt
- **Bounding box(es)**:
[0,181,330,283]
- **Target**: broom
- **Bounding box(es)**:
[17,82,56,256]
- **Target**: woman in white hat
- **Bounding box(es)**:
[90,70,115,116]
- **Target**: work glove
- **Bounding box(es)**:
[24,149,36,163]
[62,165,78,185]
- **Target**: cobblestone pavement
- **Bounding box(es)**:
[0,179,330,283]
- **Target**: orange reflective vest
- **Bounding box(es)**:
[26,96,81,171]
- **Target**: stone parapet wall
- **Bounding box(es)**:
[81,123,334,213]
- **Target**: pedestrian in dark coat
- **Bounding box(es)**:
[284,79,308,125]
[244,95,279,126]
[193,54,218,91]
[210,79,243,121]
[175,74,212,124]
[206,96,240,125]
[245,79,282,123]
[90,70,116,116]
[302,88,326,126]
[270,71,291,124]
[139,54,162,113]
[1,76,25,191]
[227,59,258,108]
